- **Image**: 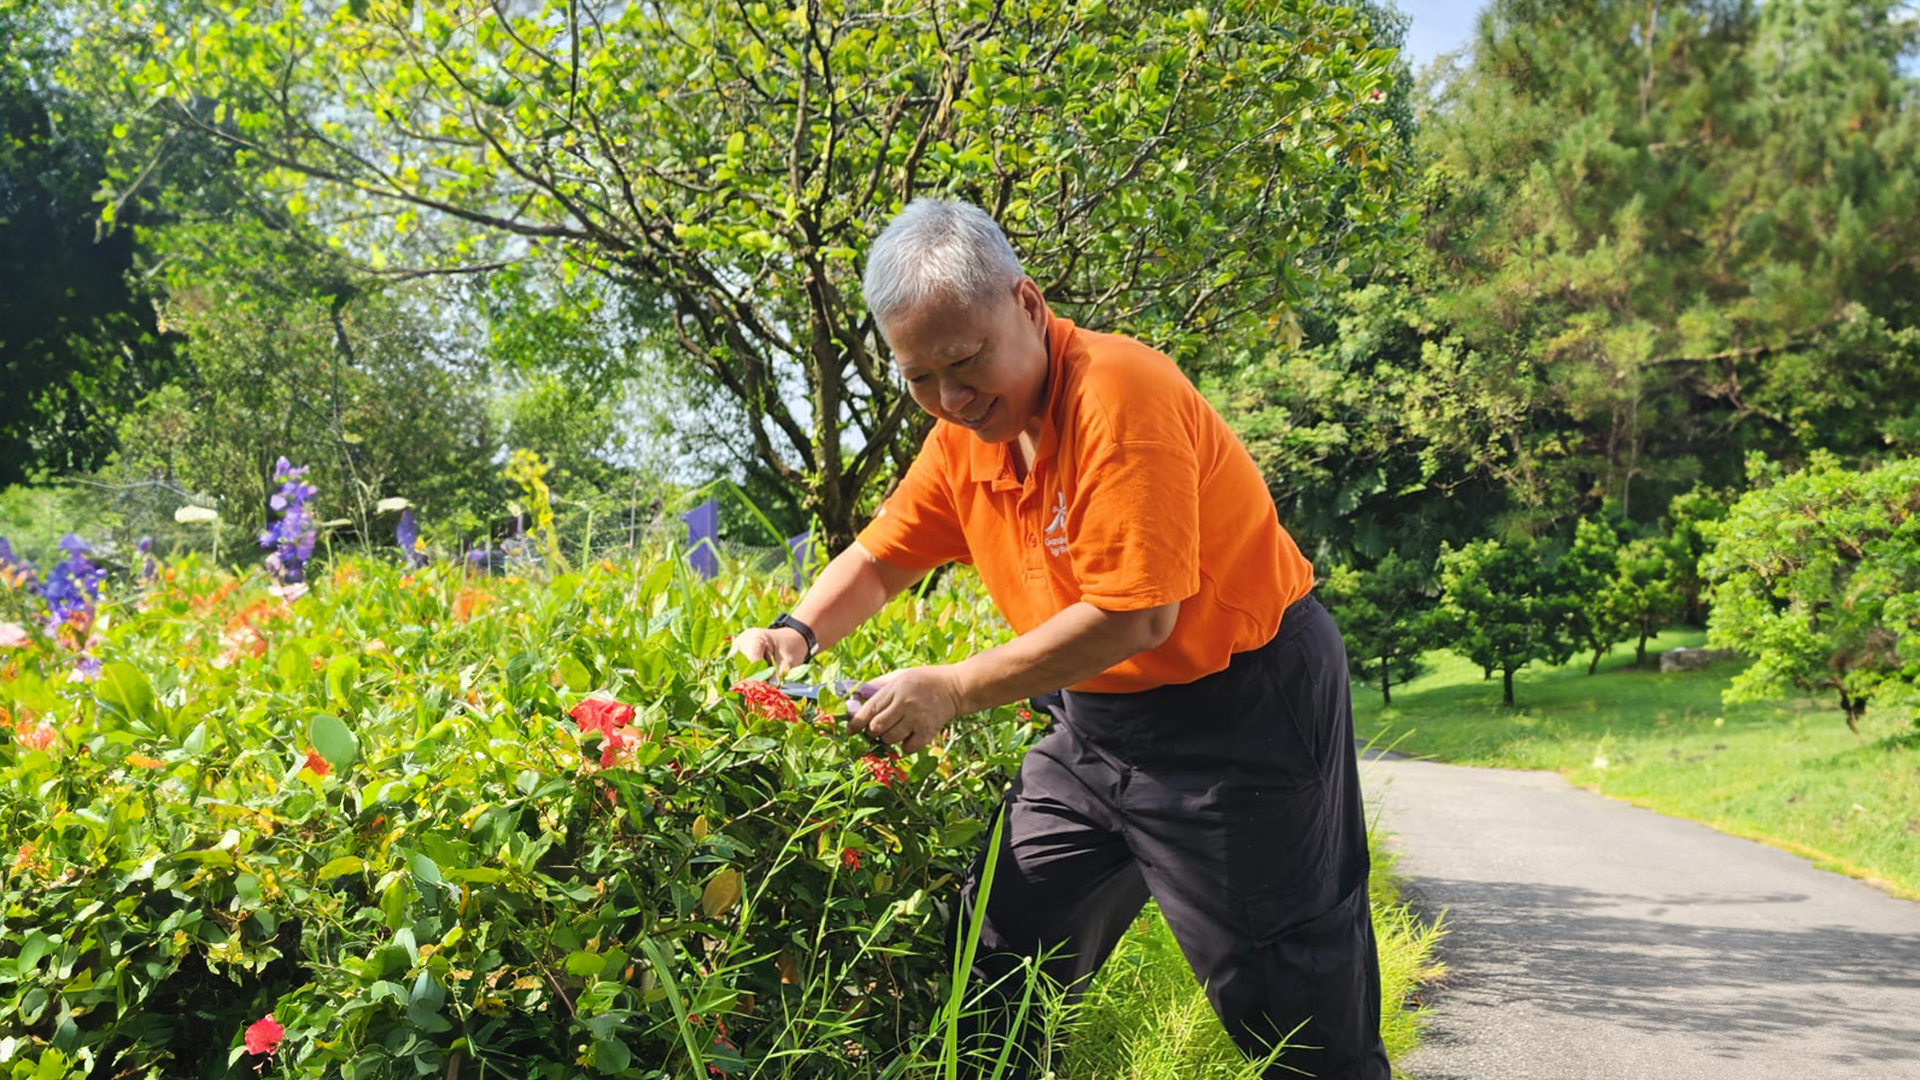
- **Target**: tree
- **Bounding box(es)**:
[1414,0,1920,524]
[1320,551,1436,705]
[0,1,179,484]
[102,212,505,546]
[1664,484,1732,625]
[1702,452,1920,735]
[1561,514,1634,674]
[1216,282,1509,570]
[1437,534,1573,706]
[1612,535,1684,668]
[73,0,1416,548]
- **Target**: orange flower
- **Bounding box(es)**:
[839,847,862,872]
[304,749,331,776]
[127,753,165,769]
[452,588,493,622]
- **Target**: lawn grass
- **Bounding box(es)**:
[1352,628,1920,898]
[1057,845,1443,1080]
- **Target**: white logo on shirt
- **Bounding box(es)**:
[1045,491,1069,557]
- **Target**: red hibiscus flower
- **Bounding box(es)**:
[244,1014,284,1056]
[730,680,802,724]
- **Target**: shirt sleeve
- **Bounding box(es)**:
[854,431,973,570]
[1068,434,1202,611]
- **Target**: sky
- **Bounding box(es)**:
[1393,0,1488,71]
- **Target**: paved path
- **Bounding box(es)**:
[1361,756,1920,1079]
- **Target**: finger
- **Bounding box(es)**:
[848,686,886,734]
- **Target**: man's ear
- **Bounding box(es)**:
[1015,277,1047,329]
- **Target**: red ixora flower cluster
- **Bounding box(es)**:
[839,846,862,871]
[244,1014,284,1056]
[862,751,906,787]
[730,679,802,724]
[569,696,640,767]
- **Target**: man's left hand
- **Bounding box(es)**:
[848,665,966,754]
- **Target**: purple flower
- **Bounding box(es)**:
[396,509,428,567]
[136,536,157,582]
[43,537,106,628]
[260,459,319,584]
[68,653,103,682]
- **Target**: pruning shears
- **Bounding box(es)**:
[777,679,880,705]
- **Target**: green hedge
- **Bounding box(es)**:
[0,554,1031,1078]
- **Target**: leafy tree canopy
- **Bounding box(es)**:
[68,0,1417,546]
[1703,451,1920,734]
[1414,0,1920,521]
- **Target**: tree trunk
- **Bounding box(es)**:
[1635,626,1649,668]
[1588,647,1603,676]
[1380,654,1391,706]
[1839,691,1868,738]
[1502,667,1516,706]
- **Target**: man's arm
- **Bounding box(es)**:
[947,600,1178,714]
[850,599,1179,752]
[732,541,926,670]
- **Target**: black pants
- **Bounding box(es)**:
[954,594,1389,1079]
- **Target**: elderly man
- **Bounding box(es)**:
[731,199,1388,1079]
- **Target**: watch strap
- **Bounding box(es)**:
[769,612,819,659]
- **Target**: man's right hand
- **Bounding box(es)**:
[731,626,811,673]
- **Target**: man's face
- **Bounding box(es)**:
[883,277,1050,445]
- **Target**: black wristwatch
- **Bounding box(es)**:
[768,612,819,660]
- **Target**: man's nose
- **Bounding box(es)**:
[938,379,976,413]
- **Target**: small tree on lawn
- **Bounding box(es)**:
[1321,551,1435,706]
[1702,452,1920,736]
[1613,536,1684,668]
[1666,486,1731,625]
[1562,515,1634,675]
[1437,535,1574,707]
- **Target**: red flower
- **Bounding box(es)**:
[244,1014,284,1056]
[839,847,862,871]
[599,725,640,768]
[862,752,906,787]
[569,696,635,737]
[730,679,801,724]
[304,748,331,776]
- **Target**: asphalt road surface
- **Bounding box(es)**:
[1362,756,1920,1079]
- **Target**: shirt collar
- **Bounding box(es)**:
[967,309,1076,488]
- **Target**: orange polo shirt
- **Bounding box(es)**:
[856,312,1314,692]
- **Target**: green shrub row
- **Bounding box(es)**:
[0,555,1030,1078]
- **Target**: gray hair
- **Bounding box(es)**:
[863,199,1026,328]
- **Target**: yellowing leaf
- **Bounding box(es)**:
[701,868,742,918]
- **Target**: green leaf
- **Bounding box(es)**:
[409,852,443,888]
[326,655,361,706]
[316,856,365,879]
[278,643,310,686]
[564,951,606,978]
[96,663,155,720]
[558,655,591,693]
[311,713,360,771]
